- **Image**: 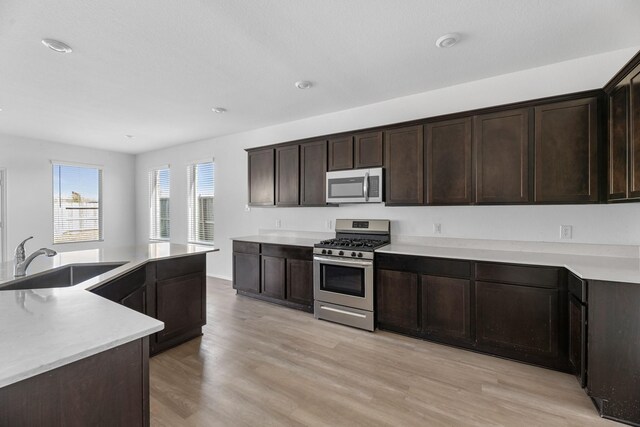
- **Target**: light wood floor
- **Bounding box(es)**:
[149,277,613,427]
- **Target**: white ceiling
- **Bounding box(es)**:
[1,0,640,154]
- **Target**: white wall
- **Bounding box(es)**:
[0,134,137,259]
[135,47,640,280]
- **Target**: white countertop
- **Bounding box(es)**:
[232,235,319,247]
[0,243,217,388]
[377,243,640,284]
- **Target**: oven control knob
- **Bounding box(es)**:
[339,251,344,256]
[357,252,363,258]
[327,250,333,255]
[321,249,327,254]
[351,252,356,257]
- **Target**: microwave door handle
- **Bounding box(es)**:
[363,172,369,201]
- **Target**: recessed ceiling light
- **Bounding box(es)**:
[125,134,135,139]
[211,107,227,113]
[41,39,73,53]
[435,33,460,48]
[295,80,312,90]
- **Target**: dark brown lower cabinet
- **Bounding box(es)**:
[91,254,208,356]
[376,269,419,332]
[287,259,313,305]
[0,338,150,427]
[233,252,261,293]
[421,275,472,343]
[587,280,640,425]
[262,255,286,298]
[568,294,586,387]
[232,241,313,312]
[475,281,560,367]
[156,272,206,344]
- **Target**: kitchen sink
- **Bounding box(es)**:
[0,263,126,291]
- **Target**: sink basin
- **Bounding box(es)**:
[0,263,126,291]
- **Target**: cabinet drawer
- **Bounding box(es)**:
[475,262,561,289]
[261,244,312,260]
[233,241,260,254]
[568,273,587,303]
[375,253,471,279]
[156,254,206,280]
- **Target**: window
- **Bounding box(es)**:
[52,163,102,244]
[0,169,5,260]
[149,167,171,240]
[188,161,214,244]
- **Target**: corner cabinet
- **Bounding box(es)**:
[607,60,640,201]
[232,241,313,312]
[534,97,599,203]
[91,254,207,356]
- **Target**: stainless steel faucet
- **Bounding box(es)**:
[13,236,57,277]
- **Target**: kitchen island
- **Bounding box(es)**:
[0,243,217,426]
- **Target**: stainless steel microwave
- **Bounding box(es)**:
[326,167,383,204]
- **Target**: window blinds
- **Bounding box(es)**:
[188,162,215,244]
[149,167,171,240]
[53,163,102,244]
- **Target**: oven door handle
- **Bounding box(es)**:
[313,256,372,267]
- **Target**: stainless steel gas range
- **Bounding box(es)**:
[313,219,390,331]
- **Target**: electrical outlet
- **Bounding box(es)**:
[560,225,572,240]
[244,204,251,212]
[325,220,332,230]
[433,223,442,234]
[275,219,282,229]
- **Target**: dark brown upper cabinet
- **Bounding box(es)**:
[425,117,472,205]
[248,148,275,206]
[328,136,354,171]
[534,97,599,203]
[384,125,424,205]
[300,140,327,206]
[474,109,530,204]
[354,131,383,168]
[275,145,300,206]
[607,60,640,202]
[609,85,629,201]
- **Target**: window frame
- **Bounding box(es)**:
[187,159,215,246]
[0,168,6,261]
[149,165,171,242]
[51,161,104,245]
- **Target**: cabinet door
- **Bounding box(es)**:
[534,98,598,202]
[568,295,586,387]
[262,256,285,299]
[376,269,419,332]
[233,252,260,293]
[629,69,640,199]
[421,275,471,343]
[300,140,327,206]
[156,272,205,343]
[276,145,300,206]
[384,125,424,205]
[328,136,354,171]
[609,85,629,201]
[286,259,313,305]
[426,117,472,204]
[248,148,275,205]
[476,281,558,360]
[475,109,530,203]
[354,131,383,168]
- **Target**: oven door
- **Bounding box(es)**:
[313,255,373,311]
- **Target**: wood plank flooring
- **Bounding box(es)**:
[150,277,613,426]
